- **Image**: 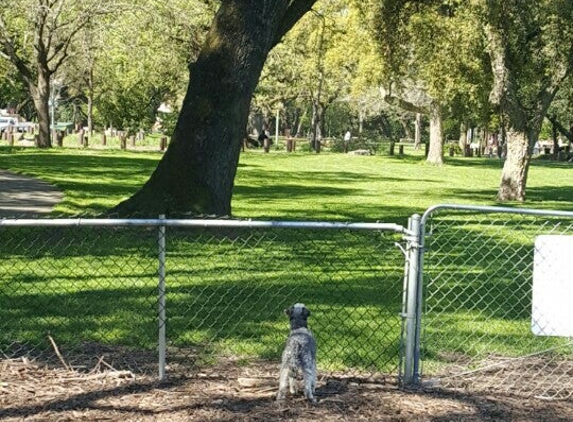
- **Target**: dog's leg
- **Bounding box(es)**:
[303,365,317,403]
[277,361,289,401]
[311,361,317,396]
[288,368,297,395]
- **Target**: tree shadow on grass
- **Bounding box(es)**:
[444,156,505,169]
[444,184,573,212]
[0,225,406,375]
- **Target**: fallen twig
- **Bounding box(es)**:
[47,335,71,371]
[88,355,106,375]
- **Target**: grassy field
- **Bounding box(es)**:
[1,146,573,378]
[1,145,573,219]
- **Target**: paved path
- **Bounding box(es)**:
[0,170,63,217]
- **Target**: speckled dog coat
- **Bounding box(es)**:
[277,303,317,402]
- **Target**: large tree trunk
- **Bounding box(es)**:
[309,13,326,152]
[310,99,321,151]
[401,118,413,140]
[459,121,468,151]
[551,120,559,161]
[87,67,94,136]
[497,130,531,201]
[112,0,316,217]
[32,69,52,148]
[426,104,444,165]
[414,113,422,150]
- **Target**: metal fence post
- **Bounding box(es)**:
[403,214,421,386]
[158,215,167,381]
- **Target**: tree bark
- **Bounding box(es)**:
[32,69,52,148]
[497,130,530,201]
[426,104,444,165]
[309,14,326,153]
[111,0,317,217]
[400,118,413,140]
[87,66,94,137]
[551,120,559,160]
[459,121,468,152]
[414,113,422,150]
[310,98,321,151]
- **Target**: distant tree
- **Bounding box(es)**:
[367,0,490,165]
[0,0,114,147]
[78,0,213,134]
[482,1,573,200]
[253,0,357,147]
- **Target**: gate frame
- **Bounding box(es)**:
[403,203,573,388]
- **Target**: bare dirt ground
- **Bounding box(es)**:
[2,357,573,422]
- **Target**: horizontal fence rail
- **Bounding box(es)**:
[418,204,573,400]
[0,218,409,383]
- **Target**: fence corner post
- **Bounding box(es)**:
[403,214,422,387]
[158,214,167,381]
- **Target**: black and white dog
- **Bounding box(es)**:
[277,303,317,403]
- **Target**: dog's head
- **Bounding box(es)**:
[285,303,311,329]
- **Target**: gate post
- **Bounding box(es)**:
[403,214,422,386]
[158,215,167,381]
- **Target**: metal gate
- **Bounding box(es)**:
[410,205,573,399]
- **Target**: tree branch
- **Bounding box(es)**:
[0,16,35,85]
[47,18,91,72]
[547,115,573,143]
[384,95,429,115]
[273,0,318,47]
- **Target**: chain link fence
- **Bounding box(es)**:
[6,206,570,398]
[418,205,573,400]
[0,219,408,382]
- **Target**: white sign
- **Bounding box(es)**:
[532,235,573,337]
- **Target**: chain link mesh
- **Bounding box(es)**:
[0,221,405,381]
[0,224,159,373]
[421,208,573,400]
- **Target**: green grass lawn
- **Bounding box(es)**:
[1,146,573,378]
[1,146,572,219]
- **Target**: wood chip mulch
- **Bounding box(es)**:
[1,357,573,421]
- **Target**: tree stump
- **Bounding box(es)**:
[56,131,64,147]
[263,137,270,153]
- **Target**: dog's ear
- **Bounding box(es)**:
[284,307,292,317]
[302,307,311,318]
